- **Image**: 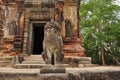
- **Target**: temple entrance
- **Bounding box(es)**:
[32,23,45,54]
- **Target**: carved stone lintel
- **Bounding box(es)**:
[29,11,50,20]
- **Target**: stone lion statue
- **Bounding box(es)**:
[42,21,64,65]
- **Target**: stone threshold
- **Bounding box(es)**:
[0,66,120,80]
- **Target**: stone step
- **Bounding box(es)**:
[78,64,98,67]
[15,64,68,69]
[40,65,66,73]
[0,56,13,61]
[14,63,96,69]
[63,56,92,64]
[0,61,12,63]
[14,64,46,69]
[24,55,44,61]
[0,61,12,67]
[18,55,45,68]
[78,61,91,64]
[64,56,91,61]
[25,59,44,61]
[15,55,92,69]
[22,61,45,64]
[0,56,13,67]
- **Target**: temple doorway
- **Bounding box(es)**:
[32,23,45,55]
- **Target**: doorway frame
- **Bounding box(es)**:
[28,21,46,54]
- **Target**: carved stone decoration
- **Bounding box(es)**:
[29,11,50,20]
[65,20,73,37]
[42,21,64,65]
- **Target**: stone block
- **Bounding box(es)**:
[63,56,91,64]
[0,56,13,67]
[0,72,38,80]
[69,72,81,80]
[14,64,46,69]
[22,61,45,64]
[78,61,91,64]
[0,61,12,67]
[39,73,69,80]
[40,65,66,73]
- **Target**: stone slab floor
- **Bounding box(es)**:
[0,66,120,80]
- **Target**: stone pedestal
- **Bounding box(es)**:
[40,65,66,73]
[39,65,67,80]
[39,74,69,80]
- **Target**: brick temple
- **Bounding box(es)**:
[0,0,85,57]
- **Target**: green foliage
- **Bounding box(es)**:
[80,0,120,65]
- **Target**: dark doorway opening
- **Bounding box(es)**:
[33,23,45,54]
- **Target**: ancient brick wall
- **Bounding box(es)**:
[0,0,5,43]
